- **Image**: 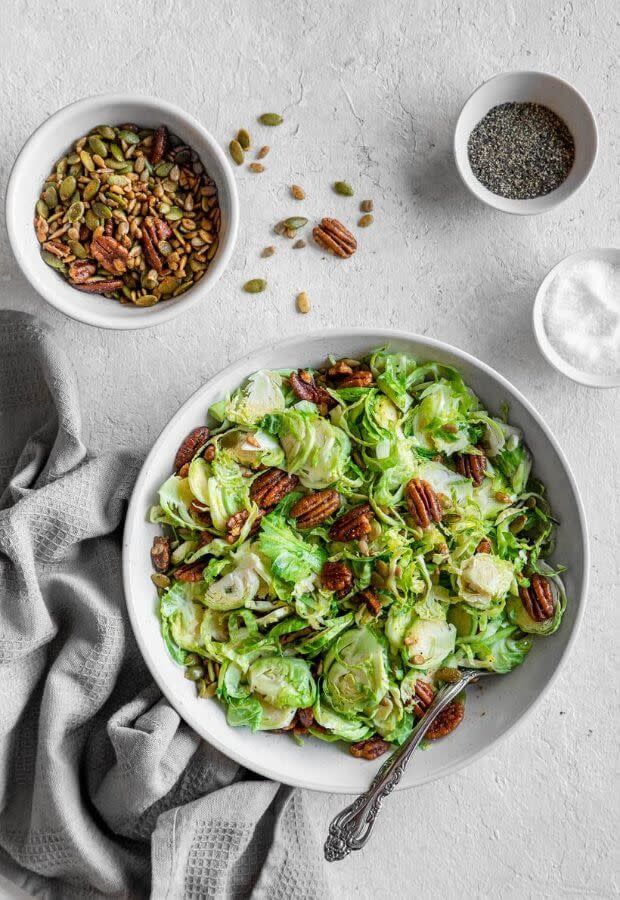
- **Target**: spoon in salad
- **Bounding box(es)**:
[324,668,494,861]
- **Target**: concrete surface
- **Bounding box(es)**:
[0,1,618,897]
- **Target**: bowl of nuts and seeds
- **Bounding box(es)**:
[6,94,239,329]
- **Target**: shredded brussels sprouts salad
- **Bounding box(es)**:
[149,348,566,759]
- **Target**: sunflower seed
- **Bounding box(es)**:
[293,239,306,249]
[291,185,305,200]
[358,214,374,227]
[257,145,270,159]
[296,291,310,313]
[261,246,276,257]
[248,162,265,173]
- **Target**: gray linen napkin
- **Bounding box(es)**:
[0,311,330,900]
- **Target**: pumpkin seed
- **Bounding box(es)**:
[162,179,178,193]
[334,181,354,196]
[134,155,147,174]
[56,158,68,176]
[109,143,125,162]
[79,150,94,172]
[117,129,140,144]
[41,250,65,271]
[243,278,267,293]
[107,159,131,171]
[67,200,85,222]
[44,185,58,208]
[229,140,244,166]
[155,161,172,177]
[158,240,172,256]
[36,199,49,219]
[92,201,112,220]
[151,573,170,589]
[69,240,87,259]
[282,216,308,230]
[139,168,150,183]
[96,125,116,140]
[134,293,158,307]
[108,174,129,186]
[67,153,80,165]
[59,176,77,201]
[84,209,100,230]
[169,164,180,182]
[258,113,283,126]
[165,207,183,221]
[237,128,251,149]
[158,276,179,295]
[358,214,374,227]
[83,178,100,201]
[88,136,108,158]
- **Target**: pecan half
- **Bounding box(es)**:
[476,538,493,554]
[329,503,374,542]
[174,426,210,473]
[75,279,124,294]
[174,562,206,582]
[43,239,70,258]
[313,217,357,258]
[405,478,442,528]
[68,260,97,284]
[297,707,314,729]
[190,500,212,525]
[150,125,169,165]
[289,369,335,411]
[455,449,487,486]
[408,679,435,718]
[290,490,341,529]
[352,587,382,616]
[334,369,373,388]
[349,736,391,760]
[519,574,555,621]
[150,536,171,573]
[326,360,374,388]
[250,468,299,509]
[141,216,173,272]
[203,444,216,463]
[426,700,464,740]
[321,560,353,597]
[226,510,249,542]
[90,233,128,274]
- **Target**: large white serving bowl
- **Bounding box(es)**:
[6,94,239,330]
[122,329,588,793]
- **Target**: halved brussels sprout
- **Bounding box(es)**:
[256,701,296,730]
[204,560,261,610]
[160,582,205,662]
[403,617,456,669]
[278,409,350,489]
[155,474,199,529]
[219,428,285,469]
[455,619,532,673]
[457,554,514,609]
[248,656,316,709]
[370,683,411,742]
[312,694,372,742]
[223,370,286,427]
[323,627,389,715]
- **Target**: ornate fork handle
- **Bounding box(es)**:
[324,671,481,861]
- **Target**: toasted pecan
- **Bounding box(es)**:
[328,503,374,542]
[68,260,97,284]
[349,735,391,760]
[455,449,487,486]
[250,468,299,510]
[174,562,206,582]
[321,560,353,597]
[352,587,382,616]
[150,125,169,165]
[74,279,124,294]
[405,478,442,528]
[476,538,493,554]
[426,700,464,740]
[150,536,171,573]
[174,426,210,473]
[409,679,435,718]
[290,490,341,529]
[90,232,129,274]
[313,218,357,258]
[519,574,555,621]
[289,369,335,411]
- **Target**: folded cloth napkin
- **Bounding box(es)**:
[0,311,331,900]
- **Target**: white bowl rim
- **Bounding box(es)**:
[122,327,589,792]
[5,92,239,331]
[453,69,598,216]
[533,247,620,388]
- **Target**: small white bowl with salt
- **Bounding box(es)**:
[533,248,620,388]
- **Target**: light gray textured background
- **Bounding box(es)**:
[1,1,618,898]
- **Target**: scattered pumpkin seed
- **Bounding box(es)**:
[248,162,265,173]
[117,129,140,144]
[334,181,354,196]
[151,573,170,589]
[282,216,308,230]
[109,143,125,162]
[158,240,173,256]
[84,209,100,230]
[158,276,179,295]
[291,185,305,200]
[83,178,100,201]
[69,240,88,259]
[67,201,85,223]
[261,246,276,258]
[237,128,251,150]
[155,161,172,177]
[67,153,80,165]
[358,213,374,227]
[165,207,183,221]
[41,251,65,271]
[43,186,58,208]
[78,150,94,172]
[259,113,283,126]
[296,291,310,314]
[134,294,159,307]
[243,278,267,294]
[36,199,49,219]
[56,158,68,176]
[92,201,112,220]
[59,176,77,201]
[97,125,116,140]
[107,159,131,171]
[229,139,244,166]
[108,174,129,187]
[257,145,270,159]
[88,136,108,158]
[360,199,374,212]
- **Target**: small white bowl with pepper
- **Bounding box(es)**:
[454,71,597,215]
[6,94,239,329]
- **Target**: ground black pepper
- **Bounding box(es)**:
[467,102,575,200]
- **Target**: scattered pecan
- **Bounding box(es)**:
[405,478,442,528]
[321,560,353,597]
[250,468,299,509]
[150,536,171,573]
[328,503,374,542]
[174,562,206,582]
[75,279,124,294]
[352,587,382,616]
[151,125,169,165]
[426,700,464,740]
[190,500,212,525]
[519,574,555,621]
[178,463,190,478]
[34,215,48,243]
[141,215,173,272]
[349,736,391,760]
[455,449,487,486]
[313,217,357,258]
[68,260,97,284]
[476,538,493,554]
[90,232,129,274]
[290,490,341,529]
[409,679,435,718]
[226,510,249,542]
[297,707,314,729]
[198,530,214,546]
[334,369,374,388]
[42,239,70,258]
[203,444,216,463]
[326,360,374,388]
[174,426,210,473]
[104,219,114,236]
[289,369,336,411]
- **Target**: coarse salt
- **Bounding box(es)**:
[541,258,620,376]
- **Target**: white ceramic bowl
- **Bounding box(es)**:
[122,329,588,793]
[6,94,239,330]
[533,247,620,388]
[454,71,598,215]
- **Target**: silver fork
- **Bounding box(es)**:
[324,669,493,861]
